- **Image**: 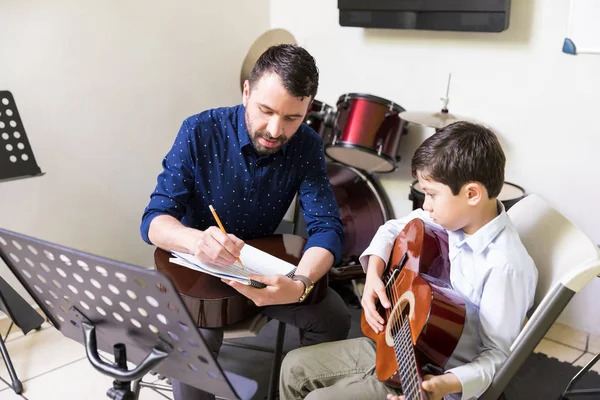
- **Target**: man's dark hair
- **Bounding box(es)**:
[411,121,506,198]
[249,44,319,100]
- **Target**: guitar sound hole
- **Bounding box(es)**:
[389,304,411,337]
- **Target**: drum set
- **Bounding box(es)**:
[238,29,527,286]
[303,92,526,283]
[307,93,408,173]
[304,92,405,280]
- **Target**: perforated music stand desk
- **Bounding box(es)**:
[0,227,257,400]
[0,91,44,183]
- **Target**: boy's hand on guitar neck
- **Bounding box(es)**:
[386,373,462,400]
[361,256,392,333]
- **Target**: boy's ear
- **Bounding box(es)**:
[464,182,483,206]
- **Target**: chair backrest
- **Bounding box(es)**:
[507,194,600,311]
[481,194,600,399]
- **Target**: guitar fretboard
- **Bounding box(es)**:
[393,315,423,400]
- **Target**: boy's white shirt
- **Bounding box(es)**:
[359,203,538,400]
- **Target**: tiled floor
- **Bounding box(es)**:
[0,314,172,400]
[1,311,600,400]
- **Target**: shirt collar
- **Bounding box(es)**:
[452,201,509,254]
[236,104,292,157]
[236,105,252,149]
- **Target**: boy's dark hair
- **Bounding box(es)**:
[249,44,319,100]
[411,121,506,198]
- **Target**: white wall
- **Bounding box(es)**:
[0,1,269,303]
[271,0,600,334]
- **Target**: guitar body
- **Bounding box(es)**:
[155,234,327,328]
[361,218,466,394]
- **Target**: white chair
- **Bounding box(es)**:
[481,194,600,399]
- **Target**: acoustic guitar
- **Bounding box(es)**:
[154,234,327,328]
[361,218,466,399]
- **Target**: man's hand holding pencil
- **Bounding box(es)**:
[187,205,245,267]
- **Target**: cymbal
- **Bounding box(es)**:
[399,110,468,129]
[240,29,297,92]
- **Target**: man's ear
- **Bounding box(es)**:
[464,182,484,206]
[242,80,250,107]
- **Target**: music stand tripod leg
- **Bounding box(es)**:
[0,334,23,394]
[0,274,45,394]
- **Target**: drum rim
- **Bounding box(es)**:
[328,161,393,223]
[410,179,526,197]
[310,99,333,112]
[325,142,397,173]
[502,181,527,197]
[410,179,423,194]
[336,93,405,113]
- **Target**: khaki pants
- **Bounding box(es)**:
[279,337,403,400]
[171,288,351,400]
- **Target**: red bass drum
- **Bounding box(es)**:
[293,162,393,281]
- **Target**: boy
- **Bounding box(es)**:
[279,121,538,400]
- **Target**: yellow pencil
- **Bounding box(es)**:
[209,205,244,267]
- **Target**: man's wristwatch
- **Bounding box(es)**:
[292,274,314,303]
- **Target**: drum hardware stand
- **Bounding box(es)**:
[343,93,350,106]
[323,110,336,128]
[331,134,338,146]
[351,280,364,302]
[440,73,452,114]
[0,227,258,400]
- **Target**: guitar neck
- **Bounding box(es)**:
[393,316,428,400]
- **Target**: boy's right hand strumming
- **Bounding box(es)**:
[361,255,392,334]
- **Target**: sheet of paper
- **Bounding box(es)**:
[170,243,297,282]
[168,257,253,285]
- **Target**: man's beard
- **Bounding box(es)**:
[245,111,287,156]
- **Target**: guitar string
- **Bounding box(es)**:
[399,299,420,399]
[389,278,416,399]
[395,312,420,400]
[393,317,416,398]
[388,266,413,398]
[384,257,422,400]
[400,281,424,399]
[401,313,421,399]
[391,277,421,400]
[387,279,405,395]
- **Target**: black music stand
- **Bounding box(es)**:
[0,90,46,393]
[0,227,257,400]
[0,276,45,393]
[0,91,44,183]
